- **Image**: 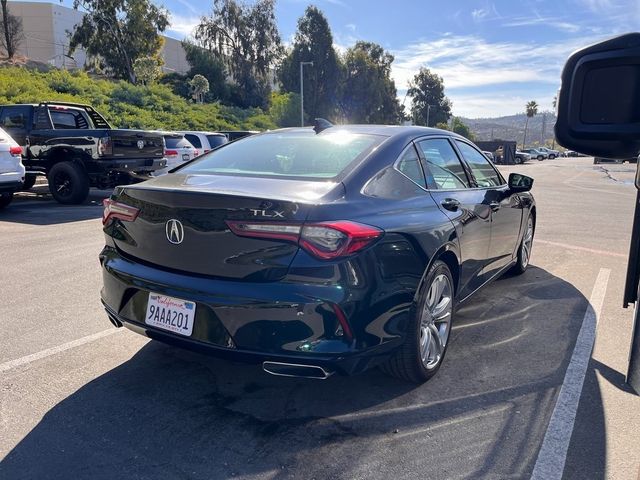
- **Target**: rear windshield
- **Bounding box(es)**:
[179,131,383,180]
[183,134,202,149]
[165,136,192,148]
[206,134,228,148]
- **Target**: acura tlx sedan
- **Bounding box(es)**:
[100,124,536,383]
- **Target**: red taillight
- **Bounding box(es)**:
[9,145,22,156]
[102,198,140,225]
[226,220,383,260]
[165,149,178,156]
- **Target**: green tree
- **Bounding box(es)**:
[69,0,169,83]
[0,0,23,60]
[190,74,210,104]
[182,40,228,101]
[435,121,450,130]
[408,67,452,127]
[269,91,300,127]
[522,100,538,148]
[195,0,282,109]
[339,41,403,124]
[279,6,341,121]
[133,56,161,86]
[451,117,474,140]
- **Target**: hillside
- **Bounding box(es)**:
[462,112,559,148]
[0,67,278,131]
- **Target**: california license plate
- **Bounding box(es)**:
[145,293,196,336]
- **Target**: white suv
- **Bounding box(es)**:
[176,131,228,153]
[0,127,25,209]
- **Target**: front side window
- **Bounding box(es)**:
[0,106,30,130]
[455,141,504,188]
[180,131,384,180]
[417,138,471,189]
[395,145,426,188]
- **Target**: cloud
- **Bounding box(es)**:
[167,13,200,39]
[502,16,581,33]
[471,8,488,21]
[345,23,356,32]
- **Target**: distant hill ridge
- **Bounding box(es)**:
[462,112,558,147]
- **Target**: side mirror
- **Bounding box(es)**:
[556,33,640,158]
[508,173,534,192]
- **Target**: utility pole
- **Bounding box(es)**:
[426,104,432,127]
[299,61,313,127]
[541,113,547,145]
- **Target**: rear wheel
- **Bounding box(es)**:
[511,214,535,275]
[514,156,522,165]
[0,192,13,209]
[538,155,544,160]
[21,173,37,191]
[382,260,454,383]
[48,161,90,205]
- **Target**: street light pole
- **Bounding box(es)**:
[300,61,313,127]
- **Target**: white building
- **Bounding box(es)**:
[9,1,190,73]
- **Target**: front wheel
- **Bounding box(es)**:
[511,214,535,275]
[538,155,544,161]
[549,154,556,159]
[48,161,90,205]
[0,193,13,209]
[382,260,454,383]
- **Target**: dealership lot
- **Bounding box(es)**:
[1,158,639,479]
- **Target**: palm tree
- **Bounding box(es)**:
[522,100,538,149]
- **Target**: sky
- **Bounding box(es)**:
[45,0,640,118]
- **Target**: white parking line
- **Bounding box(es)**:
[531,268,610,480]
[536,239,627,258]
[0,328,121,373]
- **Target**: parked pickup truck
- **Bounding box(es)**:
[0,102,166,204]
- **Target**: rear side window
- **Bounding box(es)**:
[395,145,426,188]
[184,134,202,149]
[180,131,384,180]
[455,141,504,188]
[206,135,228,148]
[417,138,471,189]
[0,106,30,130]
[48,109,91,129]
[165,136,193,148]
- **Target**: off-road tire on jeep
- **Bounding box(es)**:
[48,161,90,205]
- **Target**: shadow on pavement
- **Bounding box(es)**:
[0,266,607,479]
[0,187,111,225]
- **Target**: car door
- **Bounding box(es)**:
[416,137,493,299]
[454,140,524,278]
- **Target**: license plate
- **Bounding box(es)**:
[182,154,190,161]
[145,293,196,336]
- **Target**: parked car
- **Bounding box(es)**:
[218,130,259,141]
[0,127,25,209]
[100,124,536,383]
[537,147,560,159]
[156,132,199,175]
[482,150,494,161]
[594,156,638,164]
[521,148,548,160]
[176,131,228,153]
[0,102,166,204]
[515,151,532,164]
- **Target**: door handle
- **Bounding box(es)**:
[489,201,501,211]
[441,198,460,211]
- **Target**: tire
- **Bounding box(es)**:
[0,192,12,209]
[511,214,535,275]
[47,161,90,205]
[382,260,455,383]
[514,156,522,165]
[21,173,37,191]
[538,155,544,161]
[549,154,556,159]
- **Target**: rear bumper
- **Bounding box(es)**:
[99,247,406,375]
[92,157,167,174]
[0,177,24,194]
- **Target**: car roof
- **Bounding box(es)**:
[263,125,467,142]
[177,131,225,136]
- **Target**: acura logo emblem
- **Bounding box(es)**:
[137,140,145,150]
[166,219,184,244]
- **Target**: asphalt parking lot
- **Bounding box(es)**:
[1,157,639,480]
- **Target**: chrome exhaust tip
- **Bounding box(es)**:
[262,361,334,380]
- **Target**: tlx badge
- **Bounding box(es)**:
[249,209,285,218]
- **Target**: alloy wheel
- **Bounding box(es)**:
[521,216,534,268]
[419,273,453,370]
[53,171,72,199]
